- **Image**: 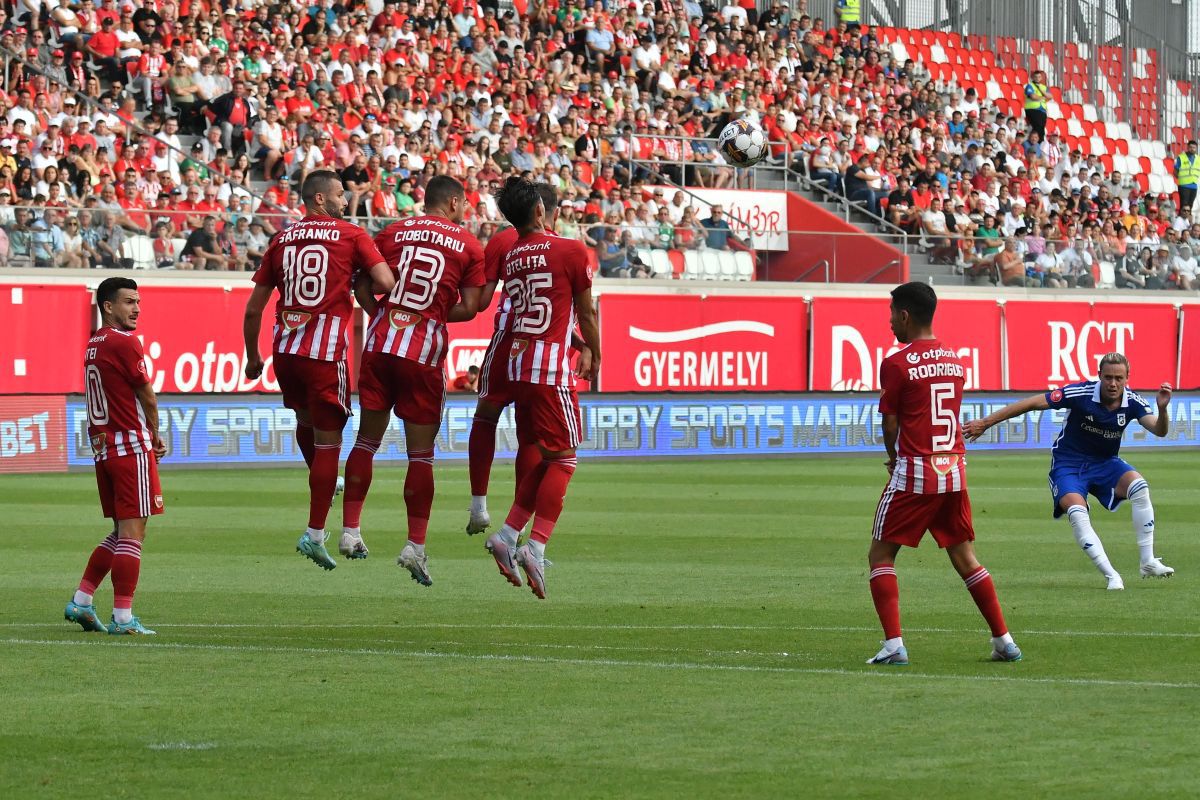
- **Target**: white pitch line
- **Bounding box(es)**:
[1,638,1196,691]
[5,621,1197,639]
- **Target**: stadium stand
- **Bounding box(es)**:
[0,0,1196,290]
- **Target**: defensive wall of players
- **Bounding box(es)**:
[2,277,1199,472]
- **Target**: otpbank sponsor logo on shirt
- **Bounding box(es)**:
[598,295,807,391]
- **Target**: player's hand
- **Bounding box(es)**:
[245,355,264,380]
[1157,382,1173,408]
[574,346,593,380]
[962,418,989,442]
[885,458,896,475]
[152,438,168,462]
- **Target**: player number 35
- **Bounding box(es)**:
[505,274,553,336]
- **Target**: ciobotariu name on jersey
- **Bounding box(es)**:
[388,309,421,330]
[907,361,965,380]
[281,310,312,331]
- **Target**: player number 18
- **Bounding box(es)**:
[930,382,957,452]
[281,245,329,307]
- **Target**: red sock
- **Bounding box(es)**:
[513,443,543,501]
[404,449,435,545]
[307,442,341,530]
[111,539,143,613]
[505,457,548,530]
[869,563,902,640]
[468,417,497,496]
[296,422,316,467]
[342,436,380,529]
[530,456,577,544]
[78,532,119,595]
[964,566,1008,637]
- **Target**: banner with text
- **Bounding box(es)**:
[0,394,67,473]
[0,285,92,394]
[1180,305,1200,390]
[646,185,789,250]
[1003,301,1180,390]
[59,392,1200,468]
[597,294,806,392]
[809,297,1003,391]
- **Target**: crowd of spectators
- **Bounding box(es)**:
[0,0,1193,290]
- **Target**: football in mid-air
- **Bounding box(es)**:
[717,118,769,167]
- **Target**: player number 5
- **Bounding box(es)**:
[930,382,957,452]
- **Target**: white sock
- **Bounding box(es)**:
[73,590,93,606]
[883,636,904,651]
[992,632,1015,648]
[113,607,133,625]
[306,527,325,543]
[498,524,520,549]
[1127,479,1156,563]
[471,495,488,515]
[342,526,360,539]
[1067,505,1116,578]
[527,538,546,559]
[406,540,425,556]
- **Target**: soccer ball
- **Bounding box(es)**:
[717,118,769,167]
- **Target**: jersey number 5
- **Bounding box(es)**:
[505,274,553,335]
[388,245,446,311]
[281,245,328,307]
[930,382,957,452]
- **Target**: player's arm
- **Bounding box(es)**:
[1137,383,1173,437]
[881,413,899,472]
[366,259,394,294]
[242,283,273,380]
[448,285,482,322]
[133,381,167,460]
[354,271,382,317]
[573,286,600,380]
[963,394,1051,441]
[478,279,499,311]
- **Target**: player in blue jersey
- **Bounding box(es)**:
[964,353,1174,589]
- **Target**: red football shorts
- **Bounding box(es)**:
[358,351,446,425]
[513,382,582,452]
[477,329,514,408]
[871,486,975,548]
[95,453,163,521]
[273,352,351,430]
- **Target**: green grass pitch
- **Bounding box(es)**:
[1,453,1196,798]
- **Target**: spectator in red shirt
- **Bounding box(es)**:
[85,17,122,82]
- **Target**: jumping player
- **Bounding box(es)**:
[464,182,592,536]
[243,170,393,570]
[867,282,1021,665]
[484,177,601,599]
[65,277,166,635]
[341,175,485,585]
[964,354,1174,589]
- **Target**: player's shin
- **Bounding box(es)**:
[75,531,119,605]
[513,443,543,500]
[467,417,497,508]
[500,458,549,547]
[1127,480,1156,564]
[342,435,381,531]
[962,566,1009,638]
[110,538,143,625]
[404,449,435,550]
[527,455,577,557]
[295,422,316,467]
[1066,504,1117,578]
[307,442,341,532]
[868,564,902,643]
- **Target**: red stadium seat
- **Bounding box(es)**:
[1135,173,1151,192]
[667,250,685,279]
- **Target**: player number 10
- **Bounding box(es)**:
[930,382,957,452]
[505,274,553,335]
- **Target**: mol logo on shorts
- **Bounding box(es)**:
[154,495,163,509]
[929,454,960,475]
[509,340,529,359]
[281,311,312,332]
[89,434,107,458]
[388,309,420,330]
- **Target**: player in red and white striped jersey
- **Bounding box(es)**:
[66,278,166,636]
[866,282,1021,665]
[339,176,485,583]
[464,182,594,537]
[484,177,601,599]
[243,170,393,570]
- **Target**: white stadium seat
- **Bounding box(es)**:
[648,250,672,277]
[700,251,723,279]
[733,251,755,281]
[682,250,702,279]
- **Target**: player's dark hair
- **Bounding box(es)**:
[496,176,540,229]
[423,175,464,210]
[534,182,558,214]
[1098,352,1130,374]
[96,277,137,313]
[301,170,340,206]
[890,281,937,326]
